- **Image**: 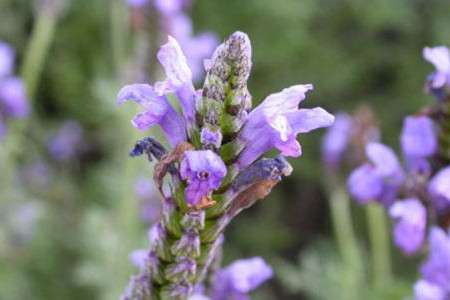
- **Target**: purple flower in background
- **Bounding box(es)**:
[0,41,14,78]
[416,227,450,298]
[414,279,447,300]
[423,46,450,89]
[428,166,450,210]
[130,249,148,269]
[400,116,437,172]
[134,176,161,224]
[0,77,29,118]
[212,257,273,300]
[389,198,426,254]
[180,150,227,206]
[154,0,189,16]
[348,142,403,206]
[238,84,334,169]
[117,82,187,147]
[125,0,149,8]
[47,121,83,161]
[321,112,352,168]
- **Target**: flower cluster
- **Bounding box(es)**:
[125,0,218,81]
[0,41,29,139]
[118,31,334,299]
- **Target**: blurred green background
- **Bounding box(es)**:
[0,0,449,299]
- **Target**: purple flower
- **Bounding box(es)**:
[180,150,227,206]
[428,166,450,211]
[117,83,187,147]
[0,77,29,118]
[321,112,352,168]
[0,41,14,78]
[389,198,426,254]
[47,121,83,161]
[400,116,437,172]
[348,142,403,206]
[419,227,450,295]
[237,84,334,169]
[134,177,161,224]
[130,249,148,269]
[212,257,273,300]
[200,127,222,148]
[423,46,450,89]
[125,0,149,8]
[414,279,447,300]
[154,0,189,16]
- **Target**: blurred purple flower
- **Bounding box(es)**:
[134,176,161,223]
[348,142,403,206]
[212,257,273,300]
[180,150,227,206]
[130,249,148,269]
[417,227,450,298]
[428,166,450,210]
[125,0,148,8]
[0,77,29,118]
[389,198,426,254]
[238,84,334,169]
[154,0,189,16]
[0,41,14,78]
[423,46,450,89]
[47,121,83,161]
[414,279,447,300]
[321,112,352,168]
[117,82,187,146]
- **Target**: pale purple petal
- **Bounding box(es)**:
[180,150,227,206]
[428,166,450,210]
[423,46,450,89]
[117,83,187,146]
[401,116,437,159]
[154,0,188,15]
[414,280,447,300]
[285,107,335,134]
[420,227,450,288]
[347,164,383,204]
[0,77,29,118]
[223,257,273,293]
[366,142,403,183]
[125,0,148,8]
[389,198,426,254]
[321,112,353,167]
[129,249,148,269]
[0,41,14,78]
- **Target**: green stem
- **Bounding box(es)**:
[365,202,392,289]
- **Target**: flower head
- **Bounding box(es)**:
[180,150,227,206]
[0,77,29,118]
[389,198,426,254]
[321,112,353,168]
[423,46,450,89]
[428,166,450,210]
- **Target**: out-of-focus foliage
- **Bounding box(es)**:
[0,0,450,299]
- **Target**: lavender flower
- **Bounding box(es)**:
[237,85,334,169]
[47,121,83,161]
[389,198,426,254]
[321,112,353,168]
[415,227,450,299]
[130,249,148,269]
[428,166,450,210]
[348,142,403,206]
[423,46,450,90]
[180,150,227,206]
[119,32,333,299]
[154,0,189,16]
[0,41,14,78]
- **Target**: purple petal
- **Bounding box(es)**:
[321,112,353,167]
[401,116,437,159]
[153,0,187,15]
[223,257,273,293]
[125,0,149,8]
[0,41,15,78]
[389,198,426,254]
[423,46,450,73]
[347,164,384,204]
[0,77,29,118]
[414,280,447,300]
[420,227,450,288]
[129,249,148,269]
[366,142,402,182]
[285,107,335,134]
[428,166,450,210]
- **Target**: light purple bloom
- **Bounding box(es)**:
[117,83,187,147]
[212,257,273,300]
[200,127,221,148]
[237,84,334,169]
[389,198,426,254]
[414,279,447,300]
[130,249,148,269]
[154,0,189,16]
[321,112,352,168]
[47,121,83,161]
[428,166,450,210]
[419,227,450,295]
[125,0,149,7]
[180,150,227,206]
[348,142,403,206]
[0,77,29,118]
[423,46,450,89]
[0,41,14,78]
[400,116,437,170]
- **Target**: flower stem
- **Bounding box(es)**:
[365,202,392,289]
